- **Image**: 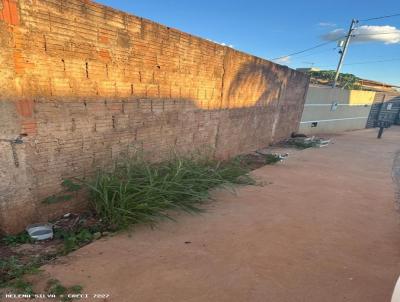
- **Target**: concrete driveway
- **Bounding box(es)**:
[38,127,400,302]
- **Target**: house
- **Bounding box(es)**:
[356,78,400,93]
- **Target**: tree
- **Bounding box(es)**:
[308,70,361,90]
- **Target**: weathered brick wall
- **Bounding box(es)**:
[0,0,309,234]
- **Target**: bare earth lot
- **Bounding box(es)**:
[31,128,400,302]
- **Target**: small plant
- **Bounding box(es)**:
[83,155,253,230]
[2,232,33,246]
[69,285,83,294]
[4,278,35,295]
[54,228,94,254]
[0,257,40,283]
[42,194,73,204]
[61,179,82,192]
[47,279,67,296]
[0,256,41,295]
[46,279,83,301]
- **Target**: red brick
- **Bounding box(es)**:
[0,0,19,26]
[21,119,37,135]
[98,35,109,44]
[98,49,111,63]
[15,99,34,117]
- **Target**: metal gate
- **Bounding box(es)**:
[366,93,400,128]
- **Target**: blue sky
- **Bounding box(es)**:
[97,0,400,86]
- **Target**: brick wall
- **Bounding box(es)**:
[0,0,309,234]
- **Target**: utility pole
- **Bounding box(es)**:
[332,19,358,88]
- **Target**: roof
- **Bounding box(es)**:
[357,78,400,88]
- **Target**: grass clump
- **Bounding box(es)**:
[4,278,35,295]
[54,228,95,254]
[0,257,40,285]
[46,279,83,301]
[0,256,41,295]
[2,232,33,246]
[0,256,83,298]
[85,155,253,230]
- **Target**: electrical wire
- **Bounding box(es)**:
[359,13,400,22]
[271,38,344,61]
[273,31,399,61]
[353,31,400,36]
[344,57,400,66]
[271,14,400,61]
[290,47,338,59]
[317,57,400,68]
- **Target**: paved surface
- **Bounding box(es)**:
[36,128,400,302]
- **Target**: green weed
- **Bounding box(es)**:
[2,232,33,246]
[4,278,35,295]
[83,155,253,230]
[46,279,83,301]
[61,179,82,192]
[54,228,94,254]
[0,256,40,295]
[0,257,40,284]
[42,194,73,204]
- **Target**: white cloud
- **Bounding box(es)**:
[322,25,400,44]
[318,22,337,27]
[322,28,345,41]
[273,56,291,65]
[206,39,234,48]
[220,42,234,48]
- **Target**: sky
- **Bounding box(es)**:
[96,0,400,86]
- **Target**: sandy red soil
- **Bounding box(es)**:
[30,128,400,302]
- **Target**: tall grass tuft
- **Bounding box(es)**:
[84,155,254,230]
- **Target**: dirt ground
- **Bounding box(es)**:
[20,128,400,301]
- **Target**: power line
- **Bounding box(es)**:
[317,57,400,68]
[274,31,400,61]
[345,57,400,66]
[291,46,338,59]
[271,38,343,61]
[359,13,400,22]
[271,14,400,61]
[354,31,400,36]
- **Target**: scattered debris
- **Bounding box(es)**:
[241,151,288,169]
[0,211,104,289]
[284,136,331,149]
[264,153,288,164]
[312,137,331,147]
[278,153,289,160]
[26,224,53,241]
[93,232,102,240]
[53,213,81,231]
